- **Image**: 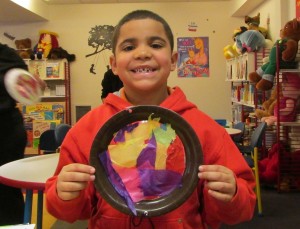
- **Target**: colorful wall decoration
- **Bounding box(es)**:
[86,25,114,75]
[177,37,209,78]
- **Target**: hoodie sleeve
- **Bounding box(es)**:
[199,122,256,228]
[45,130,94,222]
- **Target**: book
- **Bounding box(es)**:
[27,60,46,78]
[18,102,65,148]
[46,62,60,78]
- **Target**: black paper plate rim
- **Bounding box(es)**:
[90,105,203,217]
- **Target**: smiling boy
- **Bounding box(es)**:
[46,10,256,229]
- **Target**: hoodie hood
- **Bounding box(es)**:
[103,86,197,115]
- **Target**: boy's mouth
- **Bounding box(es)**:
[132,67,155,73]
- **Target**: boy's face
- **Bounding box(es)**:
[110,18,177,97]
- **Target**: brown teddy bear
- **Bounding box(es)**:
[255,85,281,119]
[15,38,33,59]
[249,18,300,91]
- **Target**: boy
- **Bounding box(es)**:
[45,10,256,229]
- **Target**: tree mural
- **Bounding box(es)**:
[86,25,115,74]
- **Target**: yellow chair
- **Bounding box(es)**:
[238,121,267,216]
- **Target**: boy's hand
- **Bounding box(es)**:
[198,165,237,202]
[56,163,95,201]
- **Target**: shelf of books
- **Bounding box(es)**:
[18,102,64,154]
[22,59,71,154]
[226,49,269,125]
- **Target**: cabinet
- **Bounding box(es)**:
[20,59,71,154]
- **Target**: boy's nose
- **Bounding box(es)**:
[134,46,151,59]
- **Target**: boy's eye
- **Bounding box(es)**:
[151,43,163,49]
[122,45,135,52]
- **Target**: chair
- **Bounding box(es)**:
[238,121,267,216]
[38,129,57,154]
[55,123,71,146]
[232,122,245,145]
[38,123,71,155]
[214,119,227,127]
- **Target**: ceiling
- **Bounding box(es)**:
[0,0,46,23]
[0,0,245,24]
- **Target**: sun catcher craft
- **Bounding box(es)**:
[90,106,203,217]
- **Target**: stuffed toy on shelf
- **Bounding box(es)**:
[255,85,281,120]
[31,30,59,60]
[244,12,269,39]
[47,47,76,62]
[223,27,247,59]
[15,38,33,59]
[235,29,266,54]
[223,13,271,60]
[262,73,300,125]
[249,18,300,91]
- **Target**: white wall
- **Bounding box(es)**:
[0,0,295,124]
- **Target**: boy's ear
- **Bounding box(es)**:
[170,51,178,71]
[110,55,118,75]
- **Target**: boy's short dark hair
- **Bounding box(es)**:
[112,10,174,54]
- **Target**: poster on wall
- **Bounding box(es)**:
[177,37,209,78]
[297,0,300,20]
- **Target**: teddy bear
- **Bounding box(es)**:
[15,38,33,59]
[262,72,300,125]
[47,47,76,62]
[249,18,300,91]
[31,30,59,60]
[255,85,281,119]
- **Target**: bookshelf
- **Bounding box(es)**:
[226,49,270,125]
[21,59,71,154]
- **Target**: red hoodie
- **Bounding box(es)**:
[45,87,256,229]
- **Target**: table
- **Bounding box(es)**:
[0,153,59,229]
[225,127,242,136]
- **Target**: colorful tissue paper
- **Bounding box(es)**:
[98,116,185,215]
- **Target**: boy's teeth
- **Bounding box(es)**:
[136,68,151,73]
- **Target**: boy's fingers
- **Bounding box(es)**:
[58,181,89,192]
[63,163,95,174]
[199,165,229,173]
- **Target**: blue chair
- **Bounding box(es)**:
[237,121,267,216]
[38,129,57,154]
[38,123,71,154]
[232,122,245,145]
[215,119,227,127]
[54,123,71,147]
